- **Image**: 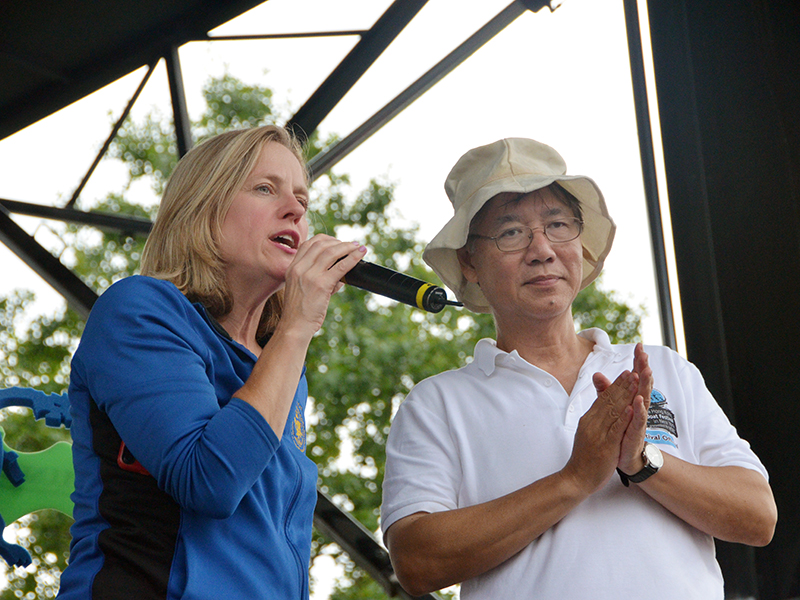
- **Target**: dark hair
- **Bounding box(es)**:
[465,183,583,252]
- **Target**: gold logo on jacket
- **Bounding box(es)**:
[292,404,306,451]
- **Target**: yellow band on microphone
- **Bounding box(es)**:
[415,283,434,309]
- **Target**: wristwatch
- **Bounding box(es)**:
[617,442,664,487]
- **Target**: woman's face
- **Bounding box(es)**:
[458,187,584,327]
[219,141,309,293]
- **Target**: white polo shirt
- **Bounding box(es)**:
[381,329,768,600]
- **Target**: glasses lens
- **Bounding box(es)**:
[545,219,582,242]
[492,220,582,252]
[495,227,532,252]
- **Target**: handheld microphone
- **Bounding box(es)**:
[342,261,461,313]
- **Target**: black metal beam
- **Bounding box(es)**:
[314,491,442,600]
[306,0,532,181]
[621,0,676,350]
[0,205,97,319]
[0,0,267,142]
[287,0,429,144]
[165,45,193,158]
[0,199,152,235]
[206,30,369,42]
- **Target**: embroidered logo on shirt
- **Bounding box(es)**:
[645,389,679,448]
[292,403,306,451]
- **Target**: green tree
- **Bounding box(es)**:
[0,73,642,599]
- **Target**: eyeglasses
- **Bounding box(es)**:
[470,217,584,253]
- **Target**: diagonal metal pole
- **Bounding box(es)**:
[205,30,369,41]
[287,0,429,144]
[306,0,550,181]
[0,205,97,319]
[65,62,157,209]
[314,491,443,600]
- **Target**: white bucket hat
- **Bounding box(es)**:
[423,138,616,313]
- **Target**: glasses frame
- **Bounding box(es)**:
[470,217,584,253]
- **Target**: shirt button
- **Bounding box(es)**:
[568,405,575,412]
[544,379,553,387]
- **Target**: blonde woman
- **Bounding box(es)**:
[60,126,365,600]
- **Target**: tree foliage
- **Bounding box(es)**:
[0,73,642,599]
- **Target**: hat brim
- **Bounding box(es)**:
[423,174,616,313]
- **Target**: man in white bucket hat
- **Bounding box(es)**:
[381,138,775,599]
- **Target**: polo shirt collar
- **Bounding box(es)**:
[577,328,628,364]
[473,328,626,377]
[474,338,508,376]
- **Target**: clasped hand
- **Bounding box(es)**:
[564,343,653,495]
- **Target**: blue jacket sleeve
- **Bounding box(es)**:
[70,277,281,518]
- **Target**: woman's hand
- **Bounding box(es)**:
[235,235,364,438]
[278,235,366,338]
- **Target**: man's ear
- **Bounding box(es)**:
[457,246,479,285]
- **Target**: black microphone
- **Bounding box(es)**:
[342,260,461,313]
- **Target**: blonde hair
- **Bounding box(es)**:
[140,125,307,339]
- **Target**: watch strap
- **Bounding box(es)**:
[616,463,658,487]
[617,443,662,487]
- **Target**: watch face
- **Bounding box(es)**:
[644,443,664,469]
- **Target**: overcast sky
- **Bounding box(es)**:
[0,0,680,347]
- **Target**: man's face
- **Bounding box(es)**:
[457,187,584,326]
